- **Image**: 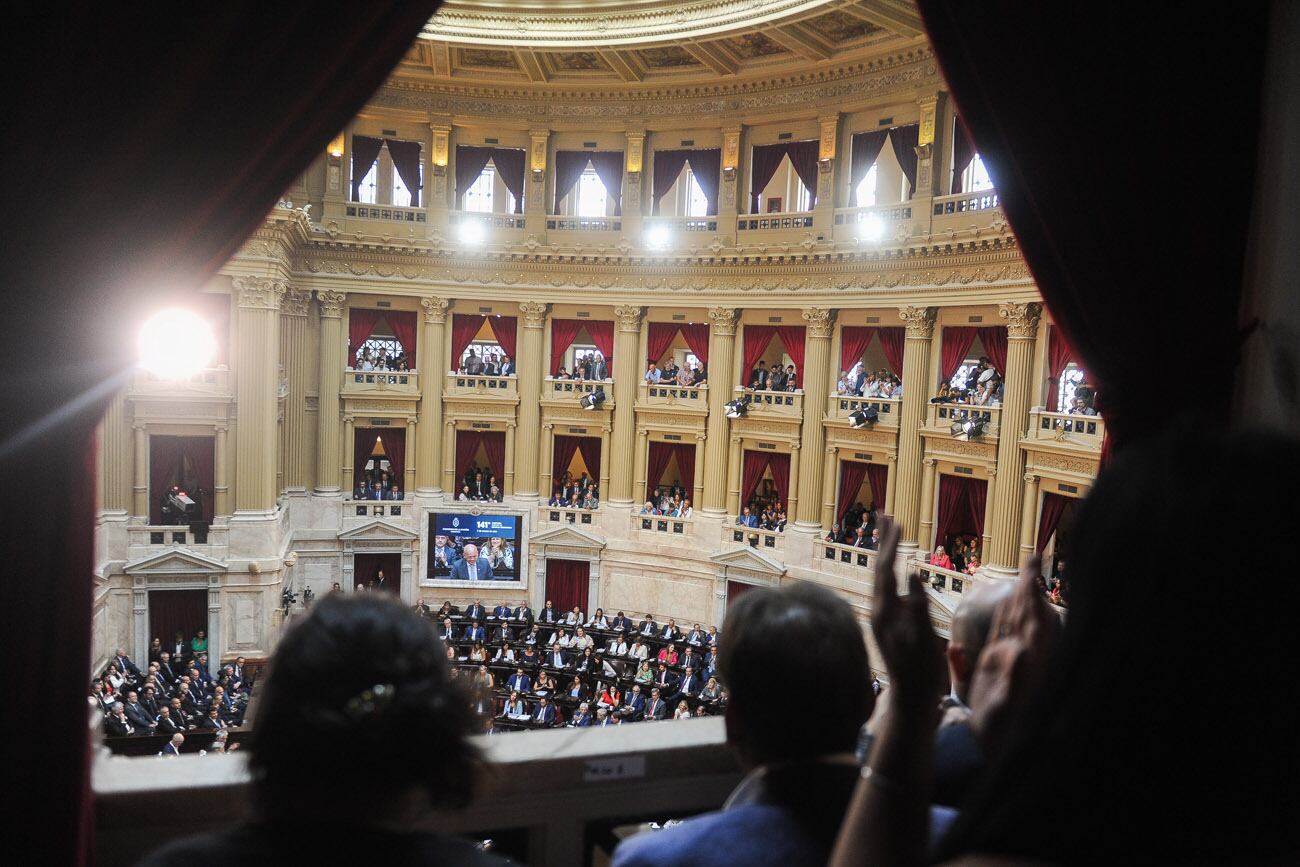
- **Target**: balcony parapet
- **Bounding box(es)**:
[445,372,518,400]
[633,512,693,538]
[128,368,232,400]
[926,401,1001,441]
[640,382,708,411]
[828,395,901,428]
[1028,409,1104,449]
[732,386,802,419]
[723,522,785,554]
[343,369,418,398]
[538,505,601,529]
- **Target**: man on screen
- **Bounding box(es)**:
[448,543,495,582]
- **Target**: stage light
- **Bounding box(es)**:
[962,418,986,438]
[645,225,672,250]
[860,214,886,242]
[457,219,486,246]
[580,387,606,410]
[138,308,217,379]
[848,407,878,429]
[725,396,750,419]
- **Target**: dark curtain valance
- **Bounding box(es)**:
[553,151,624,215]
[455,145,525,212]
[651,148,721,215]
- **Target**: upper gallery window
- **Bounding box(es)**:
[576,169,608,217]
[685,169,709,217]
[963,154,994,192]
[854,164,880,208]
[464,166,495,213]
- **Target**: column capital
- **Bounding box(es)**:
[898,305,938,339]
[923,457,937,467]
[317,290,347,318]
[281,287,312,317]
[801,307,835,339]
[707,306,738,336]
[233,276,287,310]
[519,300,549,328]
[613,304,644,333]
[1023,472,1039,483]
[999,302,1043,339]
[421,296,450,325]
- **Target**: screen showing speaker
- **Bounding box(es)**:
[428,513,520,582]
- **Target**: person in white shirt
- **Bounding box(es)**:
[628,637,649,661]
[607,634,629,656]
[571,627,593,650]
[586,608,610,630]
[550,628,572,648]
[678,499,694,519]
[644,362,662,384]
[563,606,584,626]
[493,643,516,664]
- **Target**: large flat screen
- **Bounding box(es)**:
[427,512,520,582]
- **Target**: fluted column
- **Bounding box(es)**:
[441,420,457,495]
[314,290,347,495]
[917,457,938,551]
[1019,473,1041,563]
[213,424,229,518]
[702,307,738,514]
[725,434,742,516]
[98,393,128,515]
[504,422,517,496]
[405,419,417,496]
[633,429,649,505]
[893,306,937,549]
[341,416,354,496]
[609,305,644,505]
[795,308,834,528]
[233,277,285,515]
[416,296,449,494]
[132,422,148,519]
[985,302,1044,572]
[884,454,897,515]
[820,445,837,530]
[787,444,803,519]
[514,301,549,500]
[540,423,555,497]
[692,434,706,509]
[279,288,313,492]
[599,424,612,500]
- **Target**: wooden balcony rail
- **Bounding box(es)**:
[1030,409,1105,447]
[724,522,785,552]
[445,372,518,397]
[731,386,802,418]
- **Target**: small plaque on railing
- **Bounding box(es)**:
[841,549,852,563]
[656,520,668,532]
[952,577,964,593]
[355,506,367,516]
[672,522,684,534]
[733,530,744,542]
[857,553,870,567]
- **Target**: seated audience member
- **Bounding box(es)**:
[506,667,531,694]
[562,606,583,626]
[634,660,654,686]
[928,545,953,570]
[545,643,569,671]
[700,677,724,708]
[492,643,516,665]
[586,608,609,630]
[673,700,692,720]
[565,675,589,702]
[500,690,527,720]
[539,601,559,624]
[656,643,679,666]
[532,695,557,727]
[569,701,594,727]
[104,703,136,737]
[140,593,505,866]
[533,671,556,697]
[628,636,650,662]
[595,707,620,727]
[641,687,668,721]
[640,500,659,515]
[660,619,681,642]
[613,580,881,867]
[597,683,622,710]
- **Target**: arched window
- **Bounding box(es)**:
[1056,363,1086,412]
[949,359,978,390]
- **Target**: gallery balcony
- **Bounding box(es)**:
[731,386,802,419]
[342,368,419,397]
[1027,409,1105,450]
[925,401,1002,442]
[638,382,708,416]
[827,395,901,429]
[444,372,518,399]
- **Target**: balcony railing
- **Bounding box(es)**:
[343,369,418,396]
[641,382,707,407]
[821,539,879,572]
[129,524,228,550]
[736,211,814,232]
[1030,410,1105,448]
[545,216,622,232]
[445,372,518,398]
[130,367,232,397]
[538,505,599,527]
[546,377,610,397]
[927,401,1001,440]
[915,560,981,598]
[633,512,693,537]
[345,499,406,519]
[344,203,426,223]
[829,395,901,427]
[931,190,1000,215]
[733,386,802,418]
[725,522,785,553]
[832,203,917,244]
[644,215,719,235]
[450,210,526,231]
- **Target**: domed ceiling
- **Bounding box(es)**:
[400,0,924,85]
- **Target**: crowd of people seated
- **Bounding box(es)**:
[92,634,249,749]
[457,348,516,377]
[735,490,788,532]
[640,482,691,517]
[548,471,600,510]
[353,467,403,501]
[554,350,610,381]
[825,501,881,548]
[837,363,903,398]
[457,465,504,503]
[746,361,798,391]
[643,358,705,387]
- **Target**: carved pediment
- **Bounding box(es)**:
[125,548,226,576]
[338,519,420,541]
[710,546,786,577]
[531,525,606,551]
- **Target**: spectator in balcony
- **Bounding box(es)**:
[694,363,708,385]
[457,484,473,502]
[1069,395,1097,416]
[826,523,845,544]
[784,364,799,391]
[931,383,952,404]
[485,483,502,502]
[580,489,599,510]
[462,349,485,375]
[678,498,694,519]
[929,545,954,571]
[641,500,660,516]
[480,353,498,376]
[644,361,662,384]
[675,363,695,387]
[768,362,788,392]
[737,506,759,528]
[588,352,609,380]
[750,364,770,390]
[837,371,852,395]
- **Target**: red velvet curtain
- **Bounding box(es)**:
[455,430,481,482]
[491,316,518,360]
[950,117,977,195]
[354,427,377,482]
[577,438,602,485]
[916,2,1265,453]
[587,320,615,366]
[3,5,442,859]
[977,326,1009,377]
[1045,326,1076,411]
[850,130,891,206]
[837,460,870,521]
[680,323,710,365]
[674,443,696,496]
[840,326,876,373]
[148,589,208,650]
[552,151,590,215]
[768,452,791,510]
[482,431,506,480]
[934,474,987,551]
[889,124,920,198]
[384,137,423,208]
[775,325,806,378]
[587,151,625,216]
[651,149,692,215]
[865,463,889,513]
[454,145,495,208]
[786,140,820,209]
[741,324,777,384]
[646,322,680,365]
[350,135,384,200]
[348,308,383,361]
[545,559,590,615]
[450,314,486,369]
[550,319,585,374]
[645,441,678,496]
[354,553,402,591]
[1036,492,1071,553]
[877,327,905,377]
[941,326,979,383]
[552,436,581,483]
[740,450,769,506]
[148,435,187,523]
[148,436,216,524]
[382,429,405,485]
[184,436,216,523]
[387,310,418,366]
[749,143,789,213]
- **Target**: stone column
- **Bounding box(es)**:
[985,303,1044,573]
[540,423,555,498]
[787,444,802,520]
[233,277,285,516]
[405,418,417,496]
[893,305,937,550]
[98,393,128,515]
[609,305,644,506]
[416,296,450,494]
[917,91,950,197]
[633,430,649,505]
[514,301,549,500]
[599,424,612,501]
[1019,473,1041,564]
[884,454,897,515]
[701,307,738,514]
[812,113,840,237]
[820,445,837,530]
[214,424,229,518]
[132,422,148,519]
[428,121,451,240]
[527,129,550,238]
[341,415,354,497]
[794,307,834,529]
[279,288,314,492]
[692,434,706,510]
[726,434,743,516]
[314,290,347,495]
[624,131,645,240]
[504,422,517,496]
[441,420,457,495]
[918,458,937,552]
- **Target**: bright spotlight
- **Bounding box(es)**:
[645,225,672,250]
[861,214,886,242]
[138,309,217,379]
[457,220,486,246]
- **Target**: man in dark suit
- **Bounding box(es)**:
[532,696,556,726]
[157,652,179,687]
[654,664,678,695]
[749,365,769,390]
[113,647,141,679]
[675,667,702,701]
[611,611,631,633]
[589,353,608,380]
[492,602,511,620]
[539,601,559,624]
[620,684,646,721]
[506,668,531,694]
[448,544,494,581]
[498,355,516,376]
[645,688,668,721]
[638,614,658,636]
[768,363,787,392]
[438,618,457,644]
[514,604,534,628]
[121,690,155,732]
[154,705,184,737]
[464,621,486,643]
[660,620,680,641]
[104,704,135,737]
[161,733,184,757]
[737,507,759,528]
[546,643,568,671]
[569,702,593,727]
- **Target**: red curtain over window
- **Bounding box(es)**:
[934,474,988,552]
[740,450,769,507]
[482,431,506,480]
[450,314,486,369]
[454,145,495,208]
[768,452,791,511]
[454,430,506,482]
[1036,492,1071,553]
[840,326,876,373]
[354,427,377,482]
[577,437,603,486]
[587,151,625,216]
[354,552,401,592]
[687,149,722,217]
[586,320,614,366]
[552,151,590,215]
[148,589,208,650]
[552,435,581,484]
[775,325,806,378]
[490,316,518,360]
[387,310,417,366]
[454,430,480,483]
[837,460,870,521]
[941,326,979,383]
[492,148,527,213]
[977,326,1009,377]
[645,441,692,497]
[549,319,585,374]
[741,324,777,385]
[348,308,383,361]
[680,323,710,365]
[1045,326,1076,411]
[382,429,405,487]
[646,322,680,365]
[651,149,692,215]
[545,559,590,615]
[865,462,889,513]
[148,435,185,524]
[877,327,905,377]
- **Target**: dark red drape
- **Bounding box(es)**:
[354,427,376,483]
[840,326,876,373]
[645,441,692,496]
[184,436,216,524]
[1045,326,1076,411]
[977,326,1009,377]
[350,135,384,201]
[454,145,496,209]
[354,427,407,484]
[3,5,442,860]
[383,429,405,486]
[384,137,423,207]
[687,148,722,216]
[577,438,603,485]
[877,327,905,377]
[741,324,777,385]
[386,310,418,366]
[354,552,401,592]
[148,435,186,524]
[837,460,870,521]
[549,319,585,374]
[941,326,979,383]
[148,589,208,649]
[674,443,696,495]
[775,325,806,379]
[148,435,216,524]
[768,452,791,510]
[726,580,754,606]
[587,151,625,216]
[865,462,888,513]
[587,320,615,367]
[740,450,769,507]
[348,308,383,361]
[482,432,506,481]
[950,117,977,195]
[454,430,505,480]
[651,149,692,215]
[934,475,988,552]
[545,559,590,615]
[1036,492,1071,554]
[916,2,1266,453]
[889,124,920,198]
[651,148,721,216]
[680,323,710,365]
[646,322,680,365]
[552,436,581,483]
[850,129,891,206]
[552,151,590,215]
[493,147,527,213]
[450,314,486,368]
[491,316,518,361]
[455,430,480,481]
[786,140,820,210]
[749,143,789,213]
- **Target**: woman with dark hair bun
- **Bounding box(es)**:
[139,593,509,866]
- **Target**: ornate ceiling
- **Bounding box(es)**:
[401,0,924,86]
